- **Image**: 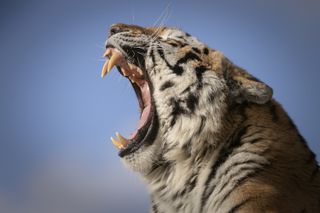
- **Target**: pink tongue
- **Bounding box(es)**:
[129,81,151,140]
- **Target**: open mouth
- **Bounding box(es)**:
[101,46,158,157]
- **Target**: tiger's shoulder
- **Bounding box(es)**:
[217,94,320,212]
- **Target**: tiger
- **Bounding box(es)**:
[100,23,320,213]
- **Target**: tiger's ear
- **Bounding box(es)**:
[225,62,273,104]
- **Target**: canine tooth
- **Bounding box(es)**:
[103,49,112,58]
[116,132,129,147]
[129,76,135,83]
[120,68,128,76]
[107,51,122,72]
[101,60,109,78]
[128,64,143,77]
[111,137,124,149]
[137,68,143,76]
[128,63,136,70]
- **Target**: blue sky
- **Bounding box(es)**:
[0,0,319,212]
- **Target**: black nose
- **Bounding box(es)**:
[109,26,122,36]
[109,24,129,36]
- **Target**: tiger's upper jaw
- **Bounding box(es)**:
[105,25,150,71]
[104,23,204,70]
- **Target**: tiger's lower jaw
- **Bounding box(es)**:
[121,136,163,174]
[118,111,160,158]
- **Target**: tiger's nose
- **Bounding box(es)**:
[109,26,122,36]
[109,24,128,36]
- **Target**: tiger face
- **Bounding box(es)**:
[101,23,272,174]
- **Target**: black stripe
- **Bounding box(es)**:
[157,47,165,59]
[180,86,191,94]
[195,65,207,73]
[215,167,262,210]
[217,160,265,184]
[184,171,199,195]
[161,143,170,155]
[175,40,187,47]
[177,35,187,41]
[171,171,198,201]
[119,33,136,38]
[268,102,278,122]
[176,203,183,210]
[176,51,200,65]
[228,198,253,213]
[223,65,229,82]
[240,130,264,141]
[172,51,201,75]
[182,140,192,157]
[215,164,261,197]
[232,149,270,159]
[192,47,201,54]
[148,156,169,175]
[187,174,198,193]
[200,126,249,212]
[168,41,178,47]
[156,47,183,75]
[172,188,186,201]
[172,65,184,75]
[203,47,209,55]
[157,47,200,75]
[150,48,155,67]
[248,137,265,144]
[207,91,216,103]
[186,93,198,113]
[197,116,206,135]
[170,98,186,127]
[151,200,159,213]
[195,65,207,83]
[160,81,174,91]
[171,98,185,115]
[155,184,166,194]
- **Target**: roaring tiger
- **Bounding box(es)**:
[101,23,320,213]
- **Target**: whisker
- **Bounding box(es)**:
[152,2,172,27]
[95,59,107,62]
[94,42,107,50]
[131,7,135,24]
[149,3,172,42]
[149,7,172,44]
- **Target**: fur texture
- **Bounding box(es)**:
[105,23,320,213]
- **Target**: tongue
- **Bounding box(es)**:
[129,81,151,140]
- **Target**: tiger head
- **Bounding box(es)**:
[102,23,273,174]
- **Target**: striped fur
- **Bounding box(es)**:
[105,24,320,213]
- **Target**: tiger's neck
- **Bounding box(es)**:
[144,104,246,209]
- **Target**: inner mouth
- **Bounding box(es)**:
[101,46,156,157]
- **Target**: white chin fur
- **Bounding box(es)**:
[120,137,161,174]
